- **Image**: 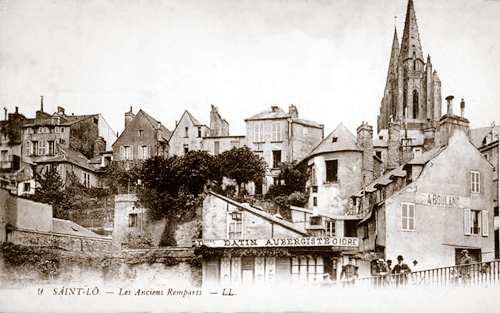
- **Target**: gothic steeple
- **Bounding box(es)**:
[400,0,424,62]
[385,28,400,87]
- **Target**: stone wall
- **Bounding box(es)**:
[0,246,201,288]
[7,227,113,254]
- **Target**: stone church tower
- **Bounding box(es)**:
[377,0,442,134]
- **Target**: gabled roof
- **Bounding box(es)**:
[53,218,107,239]
[36,144,94,172]
[140,109,172,140]
[24,114,99,127]
[113,109,171,146]
[291,117,323,129]
[209,192,308,236]
[305,123,362,160]
[185,111,204,127]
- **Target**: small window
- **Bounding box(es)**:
[471,171,480,193]
[197,127,202,137]
[325,160,338,183]
[61,127,65,133]
[313,197,317,207]
[55,127,60,133]
[332,137,338,143]
[272,150,281,168]
[413,148,422,158]
[48,141,55,156]
[138,130,143,138]
[376,151,382,159]
[214,141,220,155]
[228,212,242,239]
[312,186,318,193]
[38,141,46,155]
[401,203,415,231]
[326,220,335,237]
[129,213,138,227]
[93,117,98,124]
[23,182,31,192]
[379,136,383,140]
[184,127,189,138]
[471,210,481,235]
[184,144,189,154]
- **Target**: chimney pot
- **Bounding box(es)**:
[460,99,465,117]
[41,96,44,112]
[445,95,454,115]
[4,108,7,121]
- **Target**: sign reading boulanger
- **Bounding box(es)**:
[415,192,470,208]
[194,237,358,248]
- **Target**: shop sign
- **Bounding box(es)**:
[415,192,470,208]
[194,237,358,248]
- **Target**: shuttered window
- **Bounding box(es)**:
[271,122,282,142]
[471,171,480,193]
[254,123,264,143]
[464,208,471,235]
[482,210,489,236]
[465,209,489,236]
[401,203,415,231]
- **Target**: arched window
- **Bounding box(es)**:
[403,89,407,117]
[413,90,419,119]
[413,60,416,70]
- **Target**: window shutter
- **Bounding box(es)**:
[468,171,472,193]
[147,145,150,159]
[260,123,264,142]
[138,146,143,160]
[464,208,471,235]
[479,171,483,194]
[277,122,282,141]
[130,146,134,160]
[120,146,124,160]
[254,123,258,142]
[482,210,489,236]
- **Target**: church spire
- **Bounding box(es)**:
[385,28,400,86]
[400,0,424,62]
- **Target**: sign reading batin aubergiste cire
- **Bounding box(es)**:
[195,237,359,248]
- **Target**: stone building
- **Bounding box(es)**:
[244,105,324,194]
[112,107,171,168]
[0,107,32,195]
[301,123,381,241]
[354,127,495,272]
[201,105,245,156]
[197,192,359,286]
[169,111,211,156]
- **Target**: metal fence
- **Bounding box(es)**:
[352,260,500,288]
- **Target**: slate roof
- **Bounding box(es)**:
[469,125,499,148]
[405,145,446,165]
[140,109,172,140]
[305,124,362,160]
[186,111,204,127]
[52,218,106,239]
[245,106,323,128]
[36,144,94,171]
[210,192,308,236]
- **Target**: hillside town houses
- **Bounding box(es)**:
[1,0,499,289]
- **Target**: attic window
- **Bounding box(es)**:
[93,117,98,124]
[138,130,143,138]
[71,226,79,232]
[379,136,383,140]
[332,137,338,143]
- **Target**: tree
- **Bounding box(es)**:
[31,166,64,206]
[136,151,220,246]
[217,146,266,194]
[267,160,309,197]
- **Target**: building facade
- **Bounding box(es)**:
[112,108,171,167]
[197,192,360,286]
[355,129,495,272]
[169,111,211,156]
[244,105,324,194]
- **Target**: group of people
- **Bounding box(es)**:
[375,255,412,276]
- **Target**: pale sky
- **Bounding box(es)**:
[0,0,499,139]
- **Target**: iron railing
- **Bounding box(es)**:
[347,261,500,289]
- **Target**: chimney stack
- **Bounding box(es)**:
[4,108,6,121]
[124,106,135,128]
[57,106,65,115]
[388,121,401,170]
[288,104,298,119]
[460,99,465,117]
[41,96,44,112]
[445,95,454,116]
[357,122,374,186]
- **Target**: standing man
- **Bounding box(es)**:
[459,250,473,284]
[392,255,411,285]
